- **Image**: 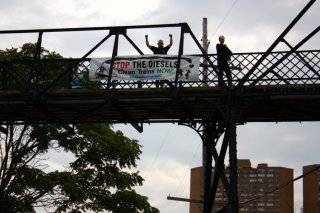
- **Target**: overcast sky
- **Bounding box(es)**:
[0,0,319,212]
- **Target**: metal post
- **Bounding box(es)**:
[29,32,43,89]
[202,17,209,86]
[201,17,213,213]
[174,25,185,87]
[107,33,119,88]
[203,122,214,213]
[227,98,239,213]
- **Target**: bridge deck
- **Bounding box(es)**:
[1,84,320,125]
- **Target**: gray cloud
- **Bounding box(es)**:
[0,0,319,212]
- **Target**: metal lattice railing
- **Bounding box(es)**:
[230,50,320,86]
[0,50,319,92]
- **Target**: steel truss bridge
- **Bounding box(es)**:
[0,0,319,212]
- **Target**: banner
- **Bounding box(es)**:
[89,55,199,81]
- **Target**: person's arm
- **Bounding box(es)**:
[145,35,151,48]
[225,45,232,61]
[168,34,173,48]
[216,44,221,55]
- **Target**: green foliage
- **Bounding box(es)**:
[0,42,73,90]
[0,44,158,213]
[0,42,62,60]
[0,123,159,213]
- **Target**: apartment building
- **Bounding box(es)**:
[190,159,293,213]
[303,164,320,213]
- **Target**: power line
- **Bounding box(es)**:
[240,165,320,206]
[172,141,202,196]
[208,0,239,42]
[144,124,173,179]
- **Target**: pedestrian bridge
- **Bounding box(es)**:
[0,0,319,212]
[0,48,319,127]
[0,19,319,127]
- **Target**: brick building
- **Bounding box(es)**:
[189,159,294,213]
[303,164,320,213]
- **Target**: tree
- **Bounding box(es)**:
[0,44,159,213]
[0,43,62,60]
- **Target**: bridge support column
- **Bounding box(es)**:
[202,122,214,213]
[226,102,239,213]
[201,122,239,212]
[177,89,242,213]
[201,94,240,213]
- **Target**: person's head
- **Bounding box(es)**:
[218,35,225,44]
[157,39,164,48]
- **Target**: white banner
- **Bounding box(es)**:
[89,55,199,81]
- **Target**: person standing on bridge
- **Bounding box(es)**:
[145,34,173,54]
[145,34,173,88]
[216,35,233,86]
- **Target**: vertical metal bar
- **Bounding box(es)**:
[202,17,209,85]
[107,33,119,88]
[201,19,210,212]
[29,32,43,90]
[237,0,316,87]
[227,99,239,213]
[203,122,213,213]
[187,26,219,78]
[174,25,185,87]
[33,32,43,61]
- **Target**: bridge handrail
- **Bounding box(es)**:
[0,50,319,91]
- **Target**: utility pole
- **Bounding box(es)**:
[202,17,210,171]
[202,17,213,213]
[166,19,212,211]
[202,17,210,86]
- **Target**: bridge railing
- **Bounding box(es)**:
[0,50,319,92]
[229,50,320,86]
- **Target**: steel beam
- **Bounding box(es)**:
[202,122,214,213]
[238,0,316,87]
[39,33,113,95]
[207,127,230,210]
[250,26,320,85]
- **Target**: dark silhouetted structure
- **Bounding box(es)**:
[216,35,232,86]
